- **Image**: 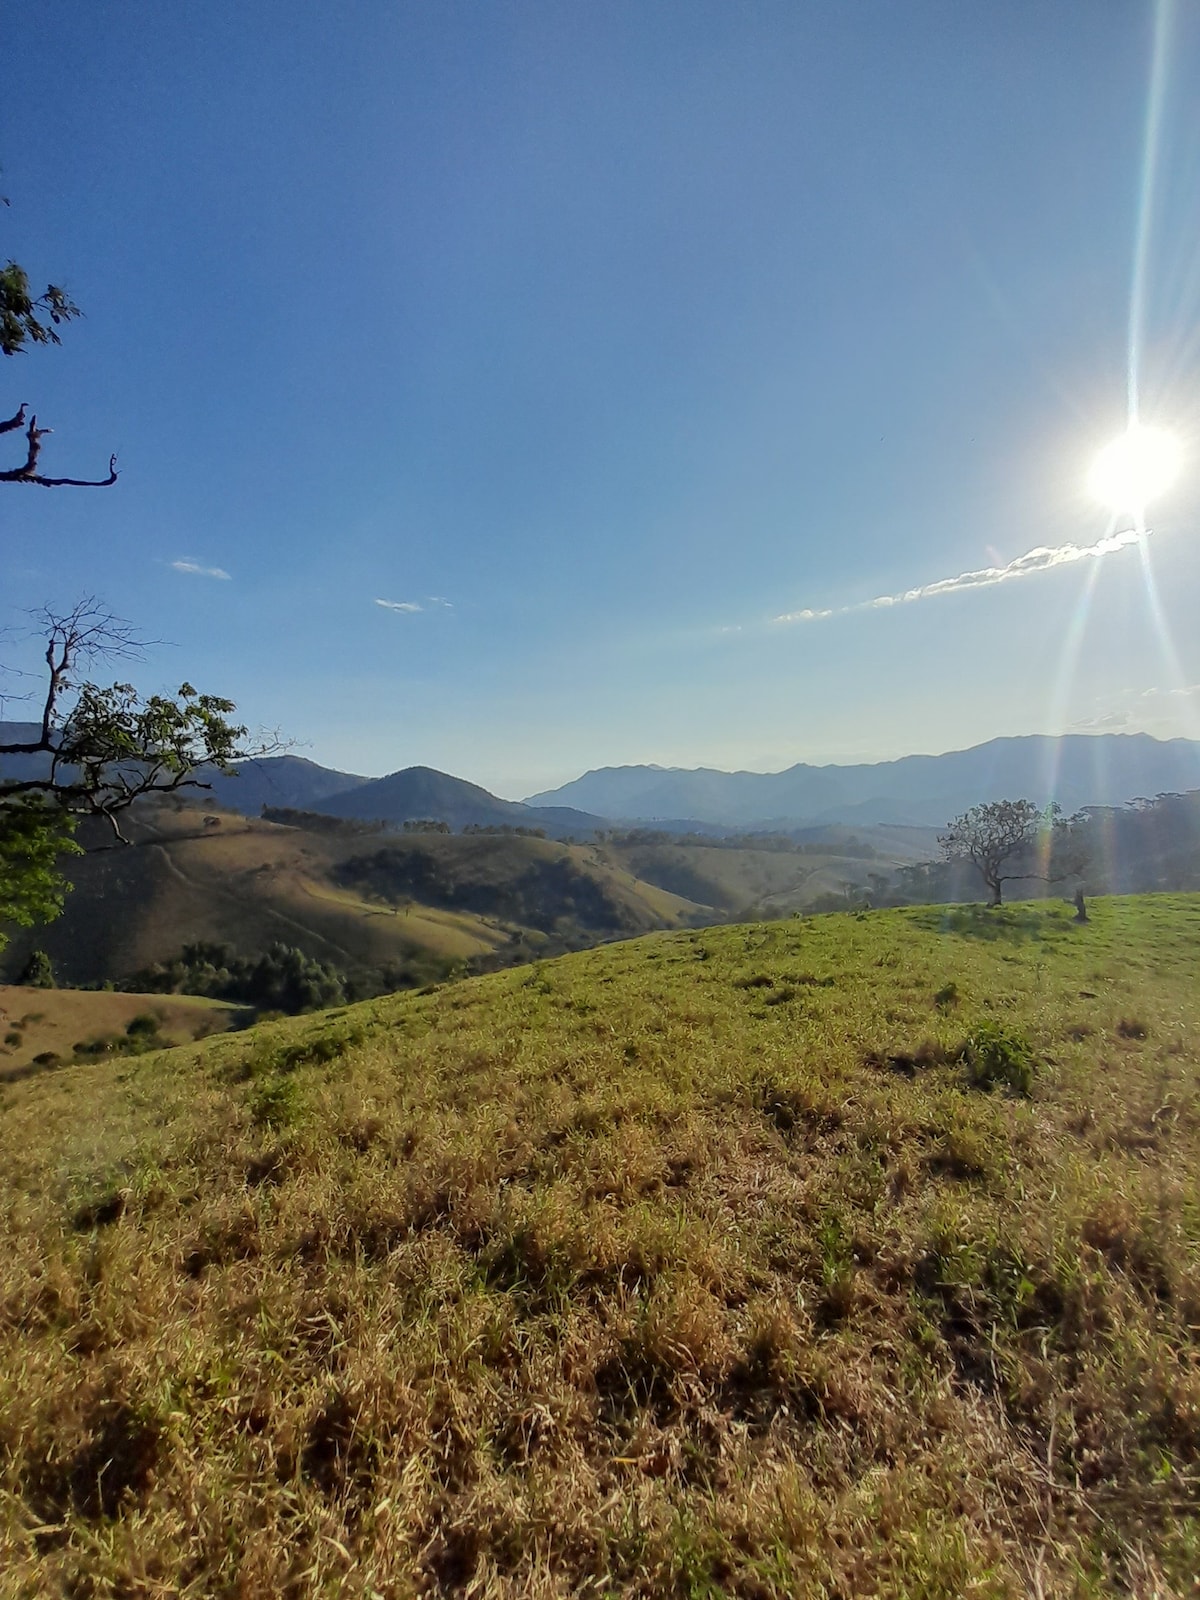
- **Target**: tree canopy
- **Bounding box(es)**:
[938,798,1053,907]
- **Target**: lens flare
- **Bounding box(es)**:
[1087,424,1182,515]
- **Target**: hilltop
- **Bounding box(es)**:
[313,765,607,838]
[2,895,1197,1595]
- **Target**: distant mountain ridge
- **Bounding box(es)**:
[525,734,1200,828]
[8,724,1199,837]
[0,726,604,840]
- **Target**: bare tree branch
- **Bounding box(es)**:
[1,402,26,434]
[0,410,118,486]
[0,601,144,756]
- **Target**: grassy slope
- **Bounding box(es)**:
[0,988,245,1077]
[1,896,1198,1596]
[603,840,902,913]
[0,806,708,987]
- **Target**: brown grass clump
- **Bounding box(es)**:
[0,894,1198,1595]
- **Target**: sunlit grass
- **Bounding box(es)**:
[1,896,1198,1595]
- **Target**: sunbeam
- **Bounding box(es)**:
[1127,0,1175,425]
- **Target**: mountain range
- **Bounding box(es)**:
[525,733,1200,828]
[0,726,604,840]
[5,725,1199,836]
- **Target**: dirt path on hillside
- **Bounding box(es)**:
[147,842,360,968]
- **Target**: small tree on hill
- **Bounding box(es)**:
[939,799,1050,907]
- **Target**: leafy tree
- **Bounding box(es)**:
[0,801,79,951]
[1,601,249,839]
[128,941,347,1015]
[938,799,1055,907]
[0,242,80,354]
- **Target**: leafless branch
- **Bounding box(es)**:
[0,600,145,757]
[1,402,27,434]
[0,410,118,487]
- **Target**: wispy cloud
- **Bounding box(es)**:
[171,558,231,580]
[374,594,454,614]
[773,527,1143,626]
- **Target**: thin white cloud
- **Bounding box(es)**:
[773,526,1143,626]
[374,594,454,613]
[171,558,231,580]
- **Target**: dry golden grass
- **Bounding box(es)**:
[0,987,243,1077]
[1,895,1198,1597]
[0,802,709,990]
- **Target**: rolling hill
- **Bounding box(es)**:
[0,799,709,991]
[599,834,914,915]
[203,754,372,814]
[313,765,607,837]
[527,732,1200,827]
[3,895,1197,1594]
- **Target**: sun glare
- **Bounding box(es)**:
[1088,423,1182,515]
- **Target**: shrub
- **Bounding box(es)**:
[125,1012,162,1038]
[248,1075,303,1129]
[16,949,55,988]
[959,1021,1035,1096]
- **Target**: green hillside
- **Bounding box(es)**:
[1,897,1198,1596]
[602,836,907,914]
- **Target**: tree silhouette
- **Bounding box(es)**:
[938,799,1048,907]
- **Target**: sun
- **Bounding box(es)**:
[1088,423,1182,516]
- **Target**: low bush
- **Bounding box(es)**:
[125,1012,162,1038]
[959,1020,1036,1096]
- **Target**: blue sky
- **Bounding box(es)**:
[3,1,1199,797]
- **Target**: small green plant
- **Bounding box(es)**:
[248,1074,303,1129]
[933,981,959,1010]
[959,1020,1035,1096]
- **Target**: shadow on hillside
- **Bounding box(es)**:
[907,903,1071,944]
